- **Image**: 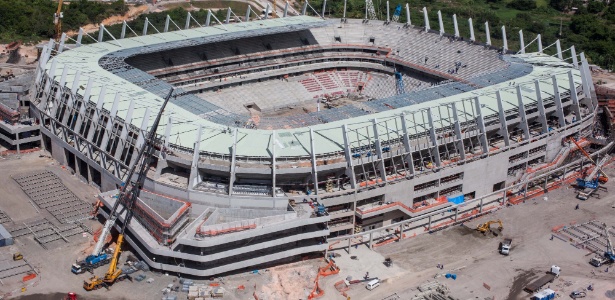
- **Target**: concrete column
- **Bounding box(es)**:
[185,12,191,29]
[284,1,289,18]
[52,66,69,119]
[322,0,326,18]
[272,131,277,198]
[428,215,432,231]
[246,5,251,21]
[423,7,430,32]
[437,10,444,35]
[405,4,410,25]
[453,14,459,38]
[143,17,149,36]
[501,26,507,52]
[302,1,308,16]
[473,97,489,154]
[479,198,483,213]
[155,115,173,179]
[454,207,459,222]
[76,28,84,46]
[516,85,531,140]
[347,238,352,254]
[225,8,231,24]
[73,77,94,135]
[580,53,597,109]
[468,18,475,41]
[114,100,135,161]
[206,10,212,26]
[571,46,578,68]
[537,34,543,53]
[551,75,567,128]
[369,232,373,249]
[400,114,415,176]
[568,71,582,122]
[372,119,388,183]
[451,102,466,161]
[86,86,106,142]
[341,124,357,189]
[58,33,66,53]
[100,92,120,152]
[264,4,269,19]
[121,21,127,39]
[189,126,203,189]
[134,107,151,150]
[534,80,549,134]
[309,128,318,195]
[385,1,390,23]
[556,40,563,60]
[519,30,525,54]
[229,128,238,195]
[495,91,511,147]
[164,15,170,33]
[65,70,82,128]
[98,24,105,42]
[485,22,491,46]
[426,108,441,167]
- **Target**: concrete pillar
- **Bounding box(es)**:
[479,198,483,213]
[86,86,106,143]
[516,85,531,140]
[189,126,203,189]
[369,232,373,249]
[386,1,390,23]
[246,5,251,21]
[556,40,563,60]
[284,1,289,18]
[451,102,466,161]
[143,17,149,36]
[551,75,567,128]
[185,12,191,29]
[98,24,104,42]
[341,124,357,189]
[437,10,444,36]
[473,97,489,154]
[309,128,318,195]
[453,14,459,38]
[580,53,597,109]
[405,4,410,25]
[372,119,388,183]
[58,33,66,53]
[428,215,432,231]
[302,1,308,16]
[164,15,170,33]
[76,28,84,46]
[134,108,151,150]
[534,80,549,134]
[226,8,231,24]
[114,100,135,161]
[568,70,582,122]
[400,114,415,176]
[519,30,525,54]
[228,128,238,195]
[571,46,578,68]
[454,207,459,221]
[206,10,212,26]
[537,34,543,53]
[485,22,491,46]
[322,0,326,18]
[426,108,441,167]
[495,91,511,147]
[423,7,430,32]
[501,26,507,52]
[468,18,475,41]
[121,21,127,39]
[272,131,277,198]
[52,66,69,118]
[265,4,269,19]
[100,92,120,152]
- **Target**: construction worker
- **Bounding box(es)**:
[575,204,580,210]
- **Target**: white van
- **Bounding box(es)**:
[366,279,380,290]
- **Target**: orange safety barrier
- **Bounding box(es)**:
[209,283,220,287]
[201,224,257,236]
[22,274,36,282]
[238,285,245,290]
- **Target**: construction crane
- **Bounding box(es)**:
[570,138,609,183]
[391,4,402,23]
[476,220,503,235]
[589,223,615,267]
[83,88,175,291]
[54,0,64,42]
[271,0,278,18]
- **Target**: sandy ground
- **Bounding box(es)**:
[65,5,149,36]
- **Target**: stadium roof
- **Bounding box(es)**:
[46,16,582,158]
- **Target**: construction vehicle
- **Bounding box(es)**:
[500,238,512,255]
[53,0,64,41]
[476,220,503,235]
[524,265,560,293]
[12,253,22,261]
[570,138,609,200]
[589,223,614,267]
[83,89,175,291]
[570,291,586,299]
[71,252,110,274]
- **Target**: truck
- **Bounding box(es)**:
[71,253,110,274]
[523,265,560,293]
[500,238,512,255]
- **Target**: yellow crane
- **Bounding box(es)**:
[476,220,503,235]
[83,234,128,290]
[54,0,64,41]
[271,0,278,18]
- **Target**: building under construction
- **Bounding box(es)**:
[29,7,613,276]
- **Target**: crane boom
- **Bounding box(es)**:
[605,223,614,257]
[54,0,64,41]
[570,138,609,180]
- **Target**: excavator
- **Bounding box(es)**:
[476,220,503,236]
[83,88,175,291]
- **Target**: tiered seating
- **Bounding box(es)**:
[300,76,323,92]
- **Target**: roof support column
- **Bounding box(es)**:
[272,131,277,198]
[76,28,84,47]
[556,40,563,60]
[426,108,441,167]
[571,46,578,68]
[437,10,444,35]
[265,4,270,20]
[501,26,507,52]
[185,12,191,29]
[537,34,543,53]
[114,100,134,162]
[551,75,567,128]
[400,114,415,177]
[516,86,531,140]
[64,70,81,128]
[73,77,93,137]
[189,126,203,190]
[225,8,231,24]
[322,0,327,19]
[495,91,511,147]
[206,11,212,26]
[468,18,475,41]
[58,33,66,53]
[451,102,466,161]
[341,124,357,189]
[473,98,490,155]
[143,17,149,35]
[100,93,120,154]
[534,80,549,134]
[423,7,430,32]
[52,66,69,119]
[485,22,491,46]
[98,24,104,42]
[164,16,170,33]
[386,1,390,23]
[302,1,308,16]
[129,108,151,168]
[284,1,289,18]
[246,5,251,21]
[580,52,597,110]
[568,70,582,123]
[453,14,459,38]
[405,4,411,26]
[155,115,173,180]
[228,128,238,196]
[309,128,319,196]
[86,86,106,143]
[372,119,388,183]
[518,30,525,54]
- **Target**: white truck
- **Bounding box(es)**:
[500,238,512,255]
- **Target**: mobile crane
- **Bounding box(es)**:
[83,88,175,291]
[589,223,615,267]
[54,0,64,42]
[570,138,610,200]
